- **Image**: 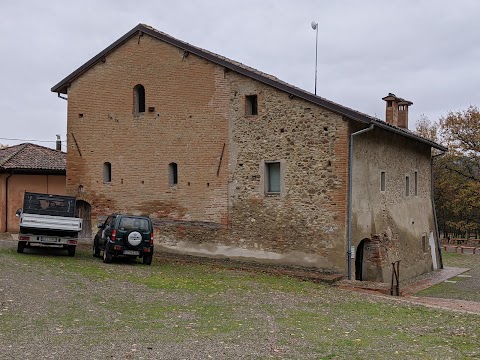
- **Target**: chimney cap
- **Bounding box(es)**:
[382,93,413,106]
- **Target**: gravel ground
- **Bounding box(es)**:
[1,236,479,360]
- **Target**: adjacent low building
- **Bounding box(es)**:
[51,24,447,281]
[0,143,66,233]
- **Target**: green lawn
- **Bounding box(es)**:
[416,252,480,302]
[0,243,479,359]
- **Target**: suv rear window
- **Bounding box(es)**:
[118,217,151,232]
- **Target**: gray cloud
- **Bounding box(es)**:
[1,0,479,148]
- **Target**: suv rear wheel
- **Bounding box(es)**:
[143,254,153,265]
[93,241,100,257]
[103,249,113,263]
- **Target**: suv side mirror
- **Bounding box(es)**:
[98,223,104,229]
[15,208,22,217]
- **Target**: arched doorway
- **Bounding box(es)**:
[76,200,92,240]
[355,238,385,282]
[355,238,370,280]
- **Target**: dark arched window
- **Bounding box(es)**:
[103,162,112,183]
[169,162,178,186]
[134,84,145,113]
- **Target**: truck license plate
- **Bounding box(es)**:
[123,250,139,255]
[41,236,57,242]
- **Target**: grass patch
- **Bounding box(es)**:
[1,241,480,358]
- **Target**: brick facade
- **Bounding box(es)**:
[54,25,445,280]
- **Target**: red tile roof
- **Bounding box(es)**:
[0,143,66,173]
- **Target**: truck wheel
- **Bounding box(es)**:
[143,254,153,265]
[67,245,76,257]
[17,241,25,254]
[103,249,113,263]
[93,242,100,257]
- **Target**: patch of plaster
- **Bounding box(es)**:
[158,241,335,268]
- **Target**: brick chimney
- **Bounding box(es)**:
[56,135,62,151]
[382,93,413,129]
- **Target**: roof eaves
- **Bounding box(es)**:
[51,24,144,94]
[0,168,66,175]
[51,24,446,151]
[371,120,447,152]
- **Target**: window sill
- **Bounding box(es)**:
[265,192,280,197]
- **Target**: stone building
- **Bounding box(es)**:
[51,24,446,281]
[0,143,66,233]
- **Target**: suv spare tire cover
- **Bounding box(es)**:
[127,231,143,247]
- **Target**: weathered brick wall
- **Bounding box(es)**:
[352,127,437,281]
[65,32,351,273]
[66,34,230,230]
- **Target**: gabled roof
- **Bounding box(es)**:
[0,143,66,174]
[51,23,447,152]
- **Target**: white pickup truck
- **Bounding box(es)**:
[16,192,83,256]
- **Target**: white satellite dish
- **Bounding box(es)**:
[311,21,318,30]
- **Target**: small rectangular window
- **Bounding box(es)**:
[387,100,392,107]
[266,162,281,194]
[405,176,410,196]
[103,162,112,183]
[169,163,178,186]
[380,171,386,192]
[246,95,258,116]
[422,234,427,253]
[414,171,418,196]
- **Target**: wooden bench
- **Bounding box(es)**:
[442,245,458,253]
[443,245,478,254]
[460,246,477,254]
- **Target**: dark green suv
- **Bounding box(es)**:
[93,214,154,265]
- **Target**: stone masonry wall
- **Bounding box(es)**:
[352,127,437,281]
[225,72,349,271]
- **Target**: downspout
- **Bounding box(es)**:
[347,124,374,280]
[431,152,446,269]
[5,172,13,232]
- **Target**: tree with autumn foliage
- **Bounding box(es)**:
[438,106,480,237]
[416,106,480,238]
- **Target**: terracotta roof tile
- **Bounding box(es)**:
[0,143,66,172]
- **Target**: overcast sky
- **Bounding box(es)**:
[1,0,479,150]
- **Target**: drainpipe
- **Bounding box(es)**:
[347,124,374,280]
[5,172,13,232]
[431,152,445,269]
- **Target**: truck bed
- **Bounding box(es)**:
[20,213,82,232]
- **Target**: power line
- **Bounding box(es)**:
[0,137,66,143]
